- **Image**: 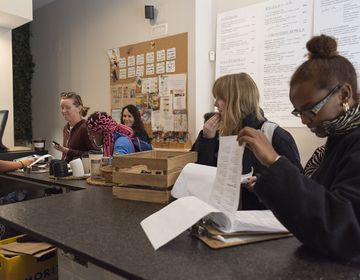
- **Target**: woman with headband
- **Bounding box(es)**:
[87,111,135,156]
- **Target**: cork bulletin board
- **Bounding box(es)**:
[108,32,191,149]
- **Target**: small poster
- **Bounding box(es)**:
[136,54,145,65]
[166,60,176,73]
[167,47,176,60]
[156,49,166,62]
[119,57,126,68]
[119,68,127,79]
[146,63,155,76]
[146,52,155,64]
[156,62,165,74]
[136,65,144,77]
[128,56,135,67]
[128,67,136,78]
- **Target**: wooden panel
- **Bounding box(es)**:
[112,150,197,170]
[112,169,181,188]
[112,186,172,204]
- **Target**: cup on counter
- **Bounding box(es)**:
[69,158,85,177]
[90,159,102,179]
[33,138,46,151]
[81,154,91,174]
[89,150,103,179]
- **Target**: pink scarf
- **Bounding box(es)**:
[87,112,133,156]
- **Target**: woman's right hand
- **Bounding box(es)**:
[21,158,35,167]
[203,114,221,139]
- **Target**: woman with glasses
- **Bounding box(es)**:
[197,72,302,210]
[55,92,99,162]
[87,112,135,157]
[238,35,360,260]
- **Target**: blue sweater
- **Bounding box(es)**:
[113,132,135,155]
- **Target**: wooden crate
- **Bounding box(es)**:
[112,150,197,171]
[112,185,172,204]
[112,166,181,188]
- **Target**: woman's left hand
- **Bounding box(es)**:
[53,143,69,154]
[237,127,279,167]
[242,176,257,192]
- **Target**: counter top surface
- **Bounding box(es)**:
[0,174,359,279]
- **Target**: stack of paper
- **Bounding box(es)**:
[141,135,290,250]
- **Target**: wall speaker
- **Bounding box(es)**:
[145,5,155,20]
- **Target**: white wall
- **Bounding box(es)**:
[0,0,32,148]
[210,0,325,165]
[30,0,324,165]
[31,0,195,158]
[0,0,32,29]
[0,27,14,147]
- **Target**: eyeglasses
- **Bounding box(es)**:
[291,84,343,118]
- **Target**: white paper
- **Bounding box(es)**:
[128,67,135,78]
[141,136,287,250]
[156,62,165,74]
[136,65,144,77]
[216,0,312,127]
[27,154,54,167]
[167,47,176,60]
[314,0,360,86]
[171,163,254,202]
[209,136,244,216]
[166,60,176,73]
[146,52,155,64]
[127,56,135,67]
[119,57,126,68]
[156,49,166,62]
[136,54,144,65]
[146,63,155,75]
[141,196,219,250]
[119,68,127,79]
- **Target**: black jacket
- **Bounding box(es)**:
[197,114,302,209]
[254,126,360,260]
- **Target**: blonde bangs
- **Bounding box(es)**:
[213,73,264,136]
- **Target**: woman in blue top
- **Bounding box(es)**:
[87,112,135,156]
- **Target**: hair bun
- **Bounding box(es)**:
[306,34,338,59]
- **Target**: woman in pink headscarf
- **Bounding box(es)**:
[87,112,135,157]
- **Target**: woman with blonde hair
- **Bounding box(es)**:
[54,92,99,162]
[197,73,302,209]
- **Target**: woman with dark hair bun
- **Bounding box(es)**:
[121,104,151,143]
[238,34,360,260]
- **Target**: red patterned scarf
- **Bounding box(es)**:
[87,112,133,156]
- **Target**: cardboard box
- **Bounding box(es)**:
[0,235,58,280]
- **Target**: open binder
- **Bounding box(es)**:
[191,221,292,249]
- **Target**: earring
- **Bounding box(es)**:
[342,102,350,112]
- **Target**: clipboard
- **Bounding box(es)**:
[192,223,293,249]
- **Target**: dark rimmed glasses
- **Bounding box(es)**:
[291,84,343,118]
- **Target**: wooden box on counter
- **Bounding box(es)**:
[112,150,197,204]
[112,185,173,204]
[112,150,197,188]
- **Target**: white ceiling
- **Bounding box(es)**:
[33,0,55,11]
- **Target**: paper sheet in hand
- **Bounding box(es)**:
[141,196,219,250]
[171,164,253,202]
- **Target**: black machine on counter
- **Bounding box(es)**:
[0,110,9,153]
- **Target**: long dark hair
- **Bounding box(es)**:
[121,105,146,132]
